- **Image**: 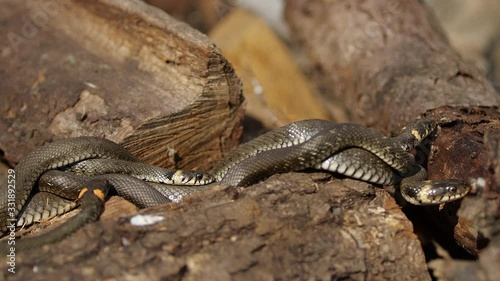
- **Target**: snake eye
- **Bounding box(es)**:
[196,173,204,181]
[448,186,457,193]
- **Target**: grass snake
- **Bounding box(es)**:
[0,119,470,248]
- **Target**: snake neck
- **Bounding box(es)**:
[395,119,437,151]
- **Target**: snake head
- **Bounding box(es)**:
[192,171,216,185]
[416,179,471,205]
[164,170,215,185]
[407,119,436,140]
[399,119,437,150]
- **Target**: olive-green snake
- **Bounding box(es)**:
[0,119,470,248]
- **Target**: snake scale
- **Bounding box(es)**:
[0,119,470,248]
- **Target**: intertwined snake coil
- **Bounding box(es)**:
[0,119,470,241]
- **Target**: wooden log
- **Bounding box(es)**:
[285,0,499,132]
[2,174,432,281]
[1,1,497,280]
[426,0,500,75]
[285,0,500,259]
[0,0,243,171]
[144,0,232,33]
[209,8,331,128]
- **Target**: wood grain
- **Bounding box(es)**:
[0,0,243,170]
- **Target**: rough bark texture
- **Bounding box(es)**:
[285,0,500,278]
[1,173,431,281]
[416,106,499,256]
[428,128,500,281]
[0,0,243,171]
[1,1,499,280]
[285,0,499,132]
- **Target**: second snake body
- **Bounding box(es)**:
[0,119,470,236]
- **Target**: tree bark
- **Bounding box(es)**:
[2,1,499,280]
[0,0,243,170]
[285,0,500,264]
[285,0,499,132]
[2,174,432,281]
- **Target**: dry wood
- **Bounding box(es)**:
[209,8,330,128]
[2,174,432,281]
[0,0,243,171]
[285,0,499,132]
[285,0,500,267]
[1,1,499,280]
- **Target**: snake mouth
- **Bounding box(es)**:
[422,180,470,204]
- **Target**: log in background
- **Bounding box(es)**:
[0,0,243,170]
[1,0,499,281]
[285,0,499,280]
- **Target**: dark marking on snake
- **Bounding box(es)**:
[0,119,470,249]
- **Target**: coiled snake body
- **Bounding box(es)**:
[0,119,470,247]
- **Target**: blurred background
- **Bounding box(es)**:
[145,0,500,91]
